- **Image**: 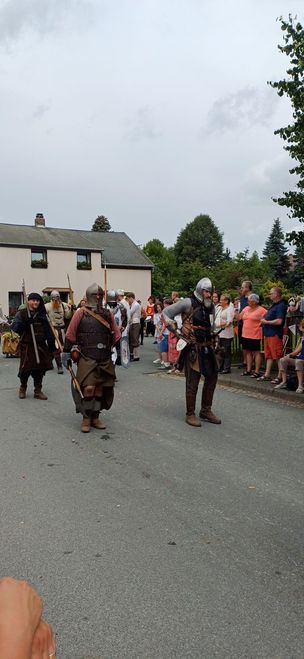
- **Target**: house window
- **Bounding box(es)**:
[31,249,47,268]
[8,292,23,317]
[77,251,91,270]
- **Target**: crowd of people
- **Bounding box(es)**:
[144,280,304,396]
[0,277,304,434]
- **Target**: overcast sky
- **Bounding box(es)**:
[0,0,302,255]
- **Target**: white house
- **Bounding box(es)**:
[0,214,153,316]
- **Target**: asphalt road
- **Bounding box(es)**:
[0,340,303,659]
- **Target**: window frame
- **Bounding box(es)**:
[77,251,92,270]
[31,248,48,268]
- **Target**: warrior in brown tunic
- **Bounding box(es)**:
[11,293,55,400]
[62,284,121,433]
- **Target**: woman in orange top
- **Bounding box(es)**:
[239,293,267,377]
[145,296,156,337]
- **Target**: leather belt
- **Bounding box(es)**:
[85,343,108,349]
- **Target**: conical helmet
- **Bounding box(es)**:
[194,277,212,302]
[85,283,104,310]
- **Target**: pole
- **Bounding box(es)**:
[21,279,40,365]
[67,273,75,315]
[101,250,107,306]
[67,360,84,399]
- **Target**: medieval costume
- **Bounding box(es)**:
[163,278,221,427]
[45,290,72,374]
[11,293,55,400]
[62,284,121,433]
[106,290,128,366]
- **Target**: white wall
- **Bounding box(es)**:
[0,246,152,315]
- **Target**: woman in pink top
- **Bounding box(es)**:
[239,293,267,377]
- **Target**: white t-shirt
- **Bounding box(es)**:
[215,305,235,339]
[129,300,141,324]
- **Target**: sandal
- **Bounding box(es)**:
[251,372,260,378]
[257,375,271,381]
[242,371,252,376]
[271,377,281,385]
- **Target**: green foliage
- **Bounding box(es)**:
[174,214,224,267]
[268,16,304,247]
[91,215,111,232]
[286,244,304,291]
[143,239,180,298]
[259,279,292,304]
[209,249,271,297]
[262,218,290,279]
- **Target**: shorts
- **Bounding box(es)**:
[279,355,304,372]
[159,336,169,353]
[264,335,283,360]
[241,337,261,352]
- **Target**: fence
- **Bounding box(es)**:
[231,312,303,364]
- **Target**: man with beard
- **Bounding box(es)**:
[45,290,72,374]
[62,283,121,433]
[162,277,221,427]
[12,293,55,400]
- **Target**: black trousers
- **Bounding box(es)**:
[184,355,218,414]
[20,369,45,388]
[218,337,232,372]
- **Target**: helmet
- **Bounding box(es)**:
[50,290,60,299]
[116,289,124,296]
[107,289,117,308]
[194,277,212,302]
[85,283,104,311]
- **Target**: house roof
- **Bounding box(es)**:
[0,223,153,269]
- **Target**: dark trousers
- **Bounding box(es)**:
[146,320,155,337]
[20,370,44,389]
[184,356,218,415]
[140,318,145,345]
[218,338,232,372]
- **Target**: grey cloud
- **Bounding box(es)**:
[0,0,93,42]
[203,86,279,135]
[126,106,162,142]
[32,103,50,120]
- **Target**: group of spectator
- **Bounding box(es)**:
[143,281,304,394]
[144,292,182,372]
[214,280,304,393]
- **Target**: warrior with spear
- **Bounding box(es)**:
[11,283,55,400]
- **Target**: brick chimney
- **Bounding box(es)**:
[35,213,46,227]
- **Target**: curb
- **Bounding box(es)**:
[217,372,304,404]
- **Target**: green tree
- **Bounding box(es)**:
[262,218,289,280]
[268,16,304,247]
[287,244,304,291]
[209,249,271,300]
[259,279,292,304]
[91,215,111,232]
[174,214,224,267]
[143,239,180,298]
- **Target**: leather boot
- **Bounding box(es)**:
[91,412,106,430]
[199,407,221,424]
[81,416,91,433]
[185,392,201,427]
[19,386,27,399]
[34,387,48,400]
[186,414,202,427]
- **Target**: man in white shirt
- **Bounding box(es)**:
[127,292,141,361]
